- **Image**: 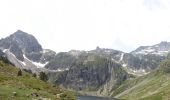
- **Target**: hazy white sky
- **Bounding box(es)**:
[0,0,170,53]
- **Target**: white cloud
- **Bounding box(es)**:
[0,0,170,53]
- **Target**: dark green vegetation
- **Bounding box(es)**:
[39,72,48,82]
[0,59,76,100]
[113,59,170,100]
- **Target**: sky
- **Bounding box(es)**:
[0,0,170,53]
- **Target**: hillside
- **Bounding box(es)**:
[113,58,170,100]
[0,59,76,100]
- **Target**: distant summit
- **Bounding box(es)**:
[14,30,28,34]
[0,30,55,71]
[131,41,170,56]
[10,30,43,53]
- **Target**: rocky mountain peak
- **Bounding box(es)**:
[155,41,170,50]
[10,30,31,40]
[14,30,27,34]
[159,41,169,45]
[132,41,170,56]
[0,30,43,61]
[0,30,43,53]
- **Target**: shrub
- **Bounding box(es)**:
[39,72,48,82]
[32,73,37,77]
[17,69,22,76]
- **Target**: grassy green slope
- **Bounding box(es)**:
[0,60,76,100]
[113,59,170,100]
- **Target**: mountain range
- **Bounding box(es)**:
[1,30,170,99]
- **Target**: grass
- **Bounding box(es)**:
[0,60,76,100]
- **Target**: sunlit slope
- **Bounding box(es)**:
[0,59,75,100]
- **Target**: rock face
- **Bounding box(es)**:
[48,53,129,95]
[0,49,5,58]
[122,53,165,71]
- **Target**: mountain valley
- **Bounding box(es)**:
[1,30,170,100]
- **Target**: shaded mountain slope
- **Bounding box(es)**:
[48,53,130,96]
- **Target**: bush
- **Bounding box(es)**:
[39,72,48,82]
[17,69,22,76]
[32,73,37,77]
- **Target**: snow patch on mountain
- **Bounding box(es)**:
[20,61,26,66]
[9,51,26,66]
[32,62,48,68]
[3,49,8,53]
[111,58,120,63]
[122,64,127,67]
[133,48,170,56]
[56,68,69,72]
[122,65,149,76]
[119,53,124,61]
[3,49,26,68]
[23,55,48,68]
[48,68,69,72]
[41,49,52,54]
